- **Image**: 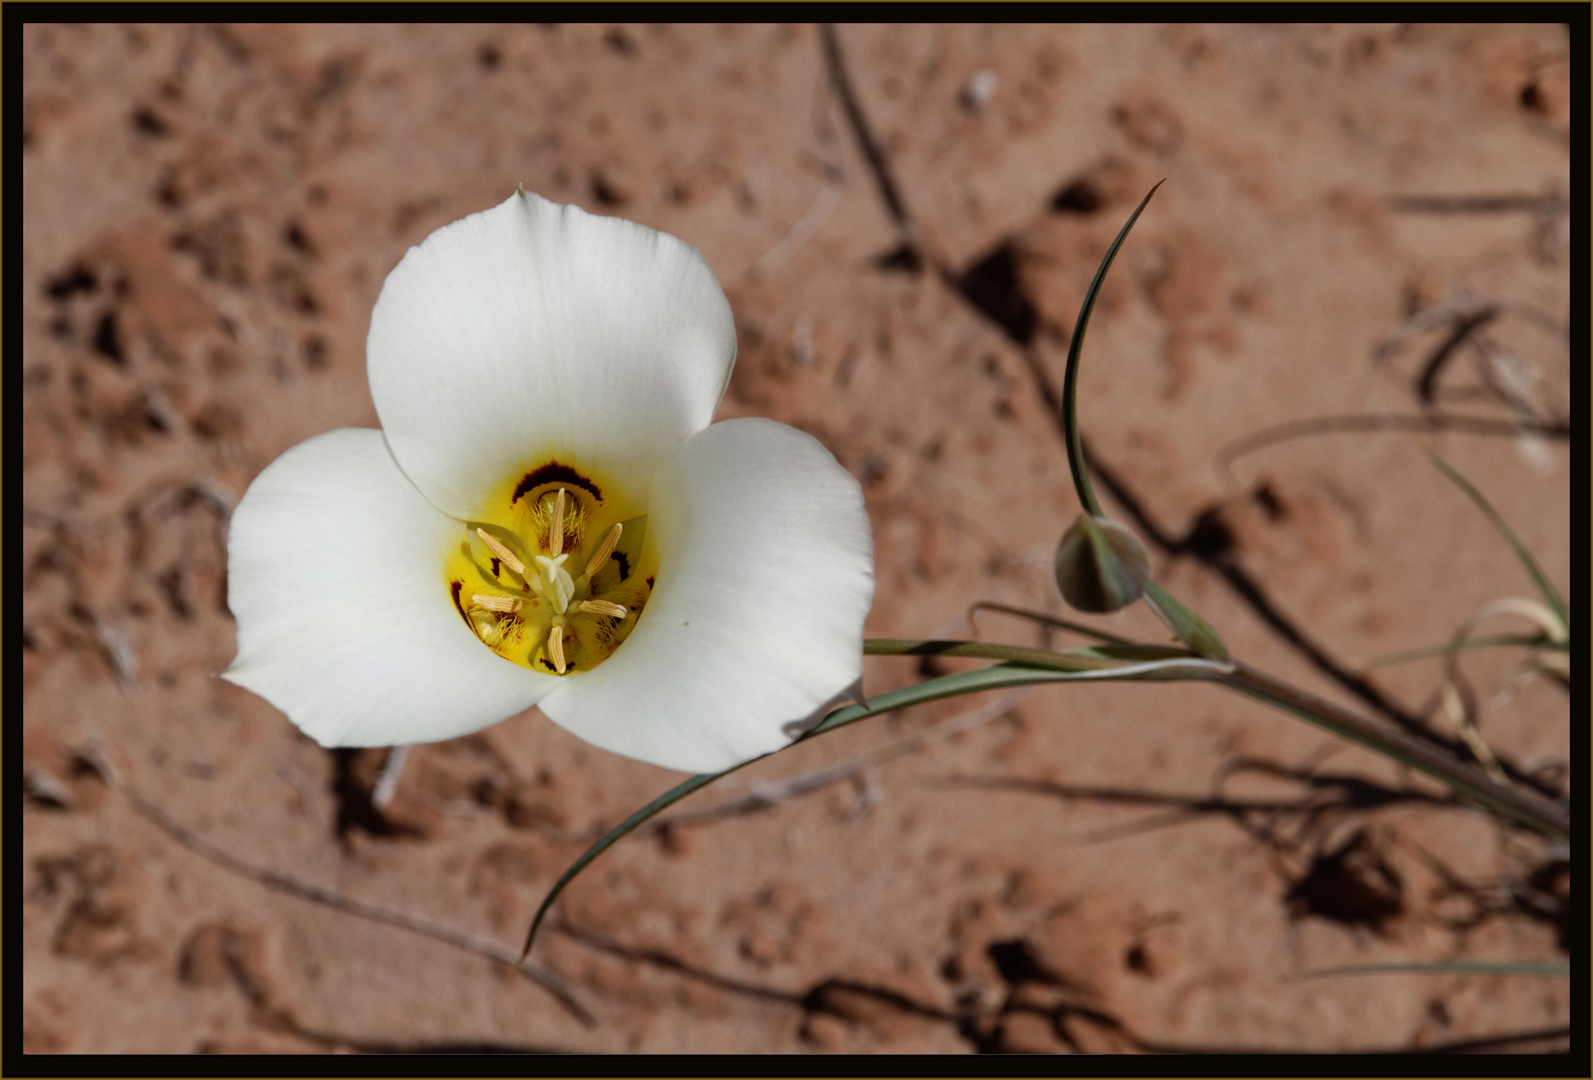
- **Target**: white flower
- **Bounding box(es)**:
[223,191,874,773]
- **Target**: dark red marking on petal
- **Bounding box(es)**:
[450,580,471,627]
[611,551,632,582]
[512,462,603,504]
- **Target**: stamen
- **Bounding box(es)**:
[578,599,628,618]
[472,594,525,613]
[475,528,525,575]
[583,522,623,579]
[550,488,567,557]
[548,624,567,673]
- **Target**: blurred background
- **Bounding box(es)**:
[22,23,1569,1053]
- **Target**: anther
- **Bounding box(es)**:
[578,599,628,619]
[550,488,567,557]
[472,594,525,613]
[548,624,567,673]
[476,528,525,575]
[583,522,623,579]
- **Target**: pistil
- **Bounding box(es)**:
[455,480,644,676]
[534,553,574,612]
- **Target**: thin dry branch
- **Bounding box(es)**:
[95,754,596,1027]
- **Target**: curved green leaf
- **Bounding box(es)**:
[863,637,1195,671]
[520,653,1231,960]
[1061,180,1164,517]
[966,601,1137,646]
[1049,179,1229,664]
[1426,449,1568,634]
[1368,633,1562,667]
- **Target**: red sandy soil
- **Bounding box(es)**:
[22,23,1569,1054]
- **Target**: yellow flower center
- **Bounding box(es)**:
[444,463,654,675]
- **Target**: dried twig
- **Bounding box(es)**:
[371,745,409,810]
[1215,412,1569,484]
[85,610,139,692]
[753,82,847,278]
[1386,192,1555,214]
[819,23,915,244]
[90,750,596,1027]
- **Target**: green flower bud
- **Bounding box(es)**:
[1054,514,1151,613]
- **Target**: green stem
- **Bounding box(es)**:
[1368,633,1561,667]
[1218,662,1568,841]
[864,638,1569,841]
[863,637,1187,671]
[967,601,1138,646]
[522,637,1567,960]
[1426,449,1569,633]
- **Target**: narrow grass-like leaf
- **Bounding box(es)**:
[1048,179,1230,662]
[1143,580,1229,661]
[1061,180,1164,517]
[1368,633,1562,667]
[1222,662,1568,840]
[517,770,719,961]
[967,601,1137,646]
[523,626,1570,960]
[1058,642,1203,663]
[519,666,1059,959]
[863,637,1203,672]
[1426,449,1568,634]
[1297,961,1569,979]
[864,637,1111,671]
[520,654,1231,959]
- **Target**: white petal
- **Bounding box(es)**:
[224,428,558,746]
[538,419,875,772]
[367,190,736,519]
